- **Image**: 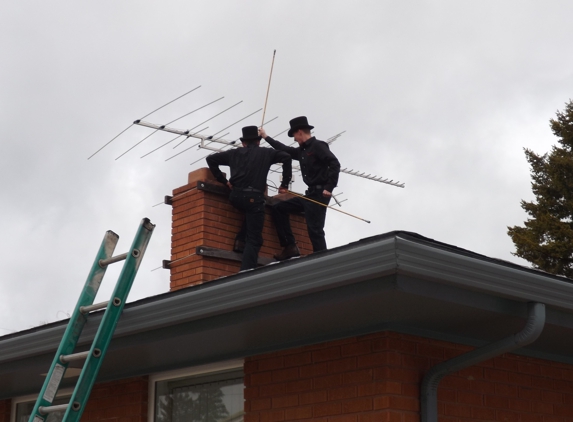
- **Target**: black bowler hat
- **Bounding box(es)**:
[240,126,262,142]
[288,116,314,137]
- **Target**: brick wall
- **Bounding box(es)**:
[0,400,10,422]
[82,376,148,422]
[244,331,573,422]
[169,168,313,290]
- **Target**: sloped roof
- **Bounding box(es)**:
[1,231,573,398]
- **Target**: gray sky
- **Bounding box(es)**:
[1,0,572,333]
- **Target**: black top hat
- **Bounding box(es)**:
[288,116,314,137]
[240,126,262,142]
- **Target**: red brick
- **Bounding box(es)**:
[518,361,542,376]
[343,369,373,384]
[357,381,401,396]
[272,367,299,382]
[300,390,328,405]
[358,411,399,422]
[259,383,286,397]
[328,358,358,373]
[251,398,272,411]
[519,415,541,422]
[484,395,509,409]
[313,402,341,417]
[495,383,518,397]
[259,410,285,422]
[258,357,285,371]
[313,347,342,362]
[554,403,573,416]
[300,362,329,378]
[542,390,563,403]
[519,387,542,401]
[341,397,373,413]
[328,386,357,401]
[314,374,343,389]
[284,406,313,420]
[271,395,299,408]
[508,397,530,412]
[497,410,520,422]
[530,401,553,414]
[284,352,312,367]
[285,379,313,393]
[373,397,390,410]
[389,396,419,412]
[437,387,456,402]
[470,406,496,420]
[457,391,482,406]
[342,341,372,356]
[508,371,532,386]
[328,415,358,422]
[444,403,471,417]
[416,343,445,359]
[484,368,509,382]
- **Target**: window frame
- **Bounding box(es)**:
[147,359,244,422]
[10,388,73,422]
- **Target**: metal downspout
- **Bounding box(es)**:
[420,302,545,422]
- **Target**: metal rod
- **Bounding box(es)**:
[60,351,90,363]
[139,85,201,120]
[140,127,208,158]
[87,124,133,160]
[80,301,109,314]
[115,97,223,160]
[87,86,201,160]
[211,108,262,138]
[261,50,276,127]
[39,404,69,414]
[98,252,128,267]
[172,101,243,149]
[163,96,224,126]
[192,115,279,165]
[286,190,370,224]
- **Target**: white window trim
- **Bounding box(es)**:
[10,388,74,422]
[147,358,244,422]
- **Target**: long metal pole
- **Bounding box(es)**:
[286,190,370,224]
[261,50,276,127]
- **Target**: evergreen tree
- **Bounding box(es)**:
[508,100,573,277]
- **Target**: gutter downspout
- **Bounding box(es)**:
[420,302,545,422]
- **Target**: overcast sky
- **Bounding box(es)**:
[2,1,573,334]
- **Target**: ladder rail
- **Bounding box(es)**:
[28,230,119,422]
[62,218,155,422]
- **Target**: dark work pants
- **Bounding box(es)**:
[230,190,265,271]
[272,191,331,252]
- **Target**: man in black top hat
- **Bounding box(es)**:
[206,125,292,271]
[259,116,341,260]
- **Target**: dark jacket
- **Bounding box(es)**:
[206,144,292,192]
[264,136,340,193]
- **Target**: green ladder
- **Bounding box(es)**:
[28,218,155,422]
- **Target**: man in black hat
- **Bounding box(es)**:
[259,116,341,260]
[206,125,292,271]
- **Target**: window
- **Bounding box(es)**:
[14,396,69,422]
[154,369,243,422]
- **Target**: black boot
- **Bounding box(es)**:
[274,244,301,261]
[233,239,245,253]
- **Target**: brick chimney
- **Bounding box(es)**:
[167,168,313,291]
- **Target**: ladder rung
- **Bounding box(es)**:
[39,404,69,414]
[60,351,90,363]
[98,252,128,267]
[80,300,109,314]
